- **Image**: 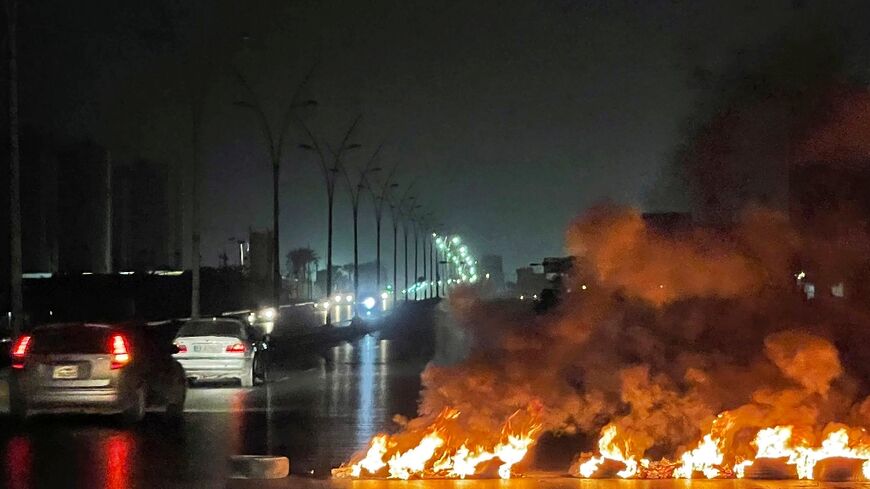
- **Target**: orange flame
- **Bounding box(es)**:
[576,424,642,478]
[577,421,870,481]
[334,405,543,479]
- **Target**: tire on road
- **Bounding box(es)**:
[121,387,146,424]
[253,354,267,385]
[227,455,289,479]
[164,381,186,419]
[240,362,254,387]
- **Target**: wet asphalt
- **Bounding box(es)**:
[0,302,443,489]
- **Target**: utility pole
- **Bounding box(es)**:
[6,0,22,336]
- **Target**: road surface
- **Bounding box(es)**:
[228,479,870,489]
[0,302,440,488]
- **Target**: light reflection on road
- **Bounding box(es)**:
[102,432,132,489]
[357,335,375,445]
[4,436,31,489]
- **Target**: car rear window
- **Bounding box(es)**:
[31,326,110,354]
[177,320,242,338]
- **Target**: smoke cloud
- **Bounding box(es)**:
[412,203,870,465]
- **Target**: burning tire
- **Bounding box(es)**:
[813,457,866,482]
[743,458,797,479]
[227,455,289,479]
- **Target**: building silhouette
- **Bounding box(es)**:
[57,141,113,274]
[113,159,174,270]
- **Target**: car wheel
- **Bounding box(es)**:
[121,387,146,424]
[253,355,267,385]
[241,362,254,388]
[165,380,186,419]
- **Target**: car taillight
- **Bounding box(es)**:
[174,343,187,353]
[109,333,131,369]
[226,343,246,353]
[11,335,32,369]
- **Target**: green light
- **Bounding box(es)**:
[451,236,460,244]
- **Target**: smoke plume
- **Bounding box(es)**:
[414,202,870,465]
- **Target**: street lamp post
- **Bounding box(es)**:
[233,68,316,310]
[429,233,435,298]
[366,164,399,295]
[389,185,416,303]
[403,218,409,301]
[422,225,427,299]
[341,143,383,316]
[298,117,361,325]
[408,207,424,300]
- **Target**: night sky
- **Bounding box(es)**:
[16,0,870,278]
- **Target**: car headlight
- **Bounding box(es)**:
[246,312,257,324]
[362,297,376,310]
[258,307,277,321]
[345,294,353,303]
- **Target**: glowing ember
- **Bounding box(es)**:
[334,405,543,479]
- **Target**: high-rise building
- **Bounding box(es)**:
[21,128,59,273]
[479,254,505,295]
[56,141,113,274]
[113,160,173,270]
[515,266,548,298]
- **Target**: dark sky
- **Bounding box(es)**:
[16,0,870,278]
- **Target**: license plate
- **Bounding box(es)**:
[193,344,219,353]
[52,364,79,379]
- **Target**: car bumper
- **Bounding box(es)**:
[175,357,252,381]
[23,387,130,414]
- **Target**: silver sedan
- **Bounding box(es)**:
[172,318,268,387]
